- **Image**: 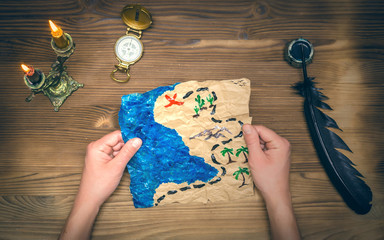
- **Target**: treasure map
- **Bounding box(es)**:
[119,78,255,208]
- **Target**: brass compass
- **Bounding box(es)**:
[111,4,152,82]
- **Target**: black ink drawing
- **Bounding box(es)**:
[189,126,232,140]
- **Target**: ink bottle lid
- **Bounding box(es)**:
[285,38,314,67]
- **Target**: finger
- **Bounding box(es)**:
[242,124,264,155]
[112,142,125,151]
[260,143,266,151]
[259,138,266,150]
[98,130,124,147]
[254,125,284,150]
[93,130,124,154]
[114,138,142,168]
[112,151,120,157]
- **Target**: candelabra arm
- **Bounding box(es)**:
[25,92,36,102]
[42,56,83,111]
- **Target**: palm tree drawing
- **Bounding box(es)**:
[233,167,250,188]
[221,147,235,164]
[236,146,249,163]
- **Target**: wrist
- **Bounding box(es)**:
[75,189,103,211]
[59,194,101,240]
[262,188,301,240]
[70,193,100,226]
[262,186,292,208]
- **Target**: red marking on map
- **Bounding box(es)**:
[164,93,184,108]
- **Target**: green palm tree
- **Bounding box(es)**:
[221,147,235,164]
[233,167,250,188]
[236,146,249,163]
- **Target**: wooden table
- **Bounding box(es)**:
[1,0,383,239]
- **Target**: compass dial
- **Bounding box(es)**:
[115,35,143,64]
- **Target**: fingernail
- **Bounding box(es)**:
[131,138,142,149]
[243,124,252,135]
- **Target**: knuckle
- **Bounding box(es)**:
[87,141,95,151]
[284,138,290,146]
[282,137,291,151]
[278,136,290,148]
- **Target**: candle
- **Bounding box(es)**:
[21,64,42,85]
[49,20,69,49]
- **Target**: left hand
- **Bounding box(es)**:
[59,131,142,240]
[77,130,142,208]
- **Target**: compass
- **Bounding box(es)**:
[111,4,152,82]
[115,35,143,63]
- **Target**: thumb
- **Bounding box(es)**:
[114,138,142,167]
[243,124,263,156]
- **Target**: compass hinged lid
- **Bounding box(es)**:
[121,4,152,30]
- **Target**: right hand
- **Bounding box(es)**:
[242,124,291,199]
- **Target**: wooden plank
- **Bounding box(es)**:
[0,1,384,39]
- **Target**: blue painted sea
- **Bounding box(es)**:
[119,83,218,208]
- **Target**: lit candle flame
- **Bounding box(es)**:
[21,64,30,73]
[48,20,69,49]
[49,20,64,39]
[21,64,36,77]
[49,20,59,33]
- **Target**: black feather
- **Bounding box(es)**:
[294,54,372,214]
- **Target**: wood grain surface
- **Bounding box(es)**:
[0,0,383,239]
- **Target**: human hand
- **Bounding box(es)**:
[243,125,300,240]
[77,130,142,208]
[59,131,142,240]
[242,124,291,200]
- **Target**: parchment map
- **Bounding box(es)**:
[119,78,255,208]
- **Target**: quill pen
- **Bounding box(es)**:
[290,40,372,214]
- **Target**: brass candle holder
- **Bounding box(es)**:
[24,29,83,112]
